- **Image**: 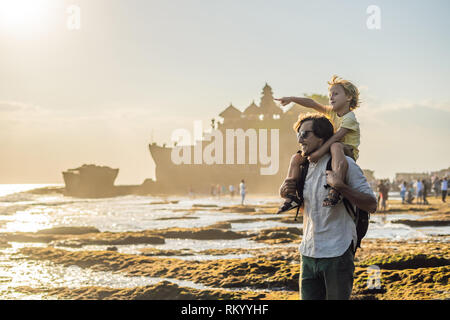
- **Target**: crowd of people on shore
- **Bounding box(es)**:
[375,176,448,211]
[188,180,248,205]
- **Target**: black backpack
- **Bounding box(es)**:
[294,157,370,254]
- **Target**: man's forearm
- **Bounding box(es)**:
[335,183,378,213]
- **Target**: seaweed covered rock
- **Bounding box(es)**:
[251,227,302,244]
[358,253,450,270]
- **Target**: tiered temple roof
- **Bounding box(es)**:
[219,84,286,122]
[219,103,242,119]
[258,83,283,116]
[243,101,259,115]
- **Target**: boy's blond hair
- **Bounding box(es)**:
[328,75,360,110]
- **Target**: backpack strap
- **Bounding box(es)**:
[342,197,356,221]
[294,158,309,221]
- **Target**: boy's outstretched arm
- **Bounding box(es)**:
[274,97,331,115]
[308,128,349,163]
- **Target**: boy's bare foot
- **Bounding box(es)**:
[277,194,303,214]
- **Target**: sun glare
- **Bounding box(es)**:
[0,0,52,35]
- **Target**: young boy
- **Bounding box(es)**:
[275,75,360,212]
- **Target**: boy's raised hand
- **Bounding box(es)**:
[274,97,293,106]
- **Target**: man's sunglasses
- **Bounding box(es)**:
[297,130,314,142]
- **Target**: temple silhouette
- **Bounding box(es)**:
[145,83,316,195]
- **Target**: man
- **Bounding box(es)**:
[415,179,423,204]
[422,179,429,205]
[239,179,246,205]
[442,177,448,203]
[280,114,377,300]
[433,177,441,198]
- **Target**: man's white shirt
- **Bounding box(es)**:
[299,154,376,258]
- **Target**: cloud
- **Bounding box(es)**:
[0,101,43,113]
[356,95,450,127]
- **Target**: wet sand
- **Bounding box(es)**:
[1,197,449,300]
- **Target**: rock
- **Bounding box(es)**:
[36,226,100,235]
[155,216,199,221]
[1,230,166,246]
[220,206,256,213]
[51,240,84,248]
[148,201,169,205]
[391,219,450,227]
[358,253,450,270]
[0,239,11,248]
[14,280,291,300]
[108,235,165,245]
[18,247,300,291]
[250,227,302,244]
[140,248,193,256]
[2,233,57,243]
[25,187,65,195]
[208,222,232,229]
[156,228,247,240]
[192,204,218,208]
[106,246,118,252]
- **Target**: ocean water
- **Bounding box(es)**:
[0,184,448,299]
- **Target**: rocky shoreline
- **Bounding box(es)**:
[1,197,449,300]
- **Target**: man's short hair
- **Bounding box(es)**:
[293,113,334,142]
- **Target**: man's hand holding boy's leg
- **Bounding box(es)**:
[280,179,297,198]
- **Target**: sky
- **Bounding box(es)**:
[0,0,449,184]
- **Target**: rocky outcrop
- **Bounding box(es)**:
[36,226,100,235]
[391,219,450,227]
[18,247,300,291]
[0,226,249,247]
[15,280,296,300]
[250,227,302,244]
[6,199,450,300]
[16,237,450,300]
[152,227,247,240]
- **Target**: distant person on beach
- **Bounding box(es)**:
[188,186,195,199]
[379,180,389,212]
[442,177,448,203]
[229,185,235,199]
[406,183,415,204]
[216,184,221,198]
[221,185,226,196]
[422,179,429,205]
[239,180,246,205]
[377,180,387,211]
[433,177,441,197]
[415,179,423,204]
[275,75,361,214]
[279,114,377,300]
[399,181,407,204]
